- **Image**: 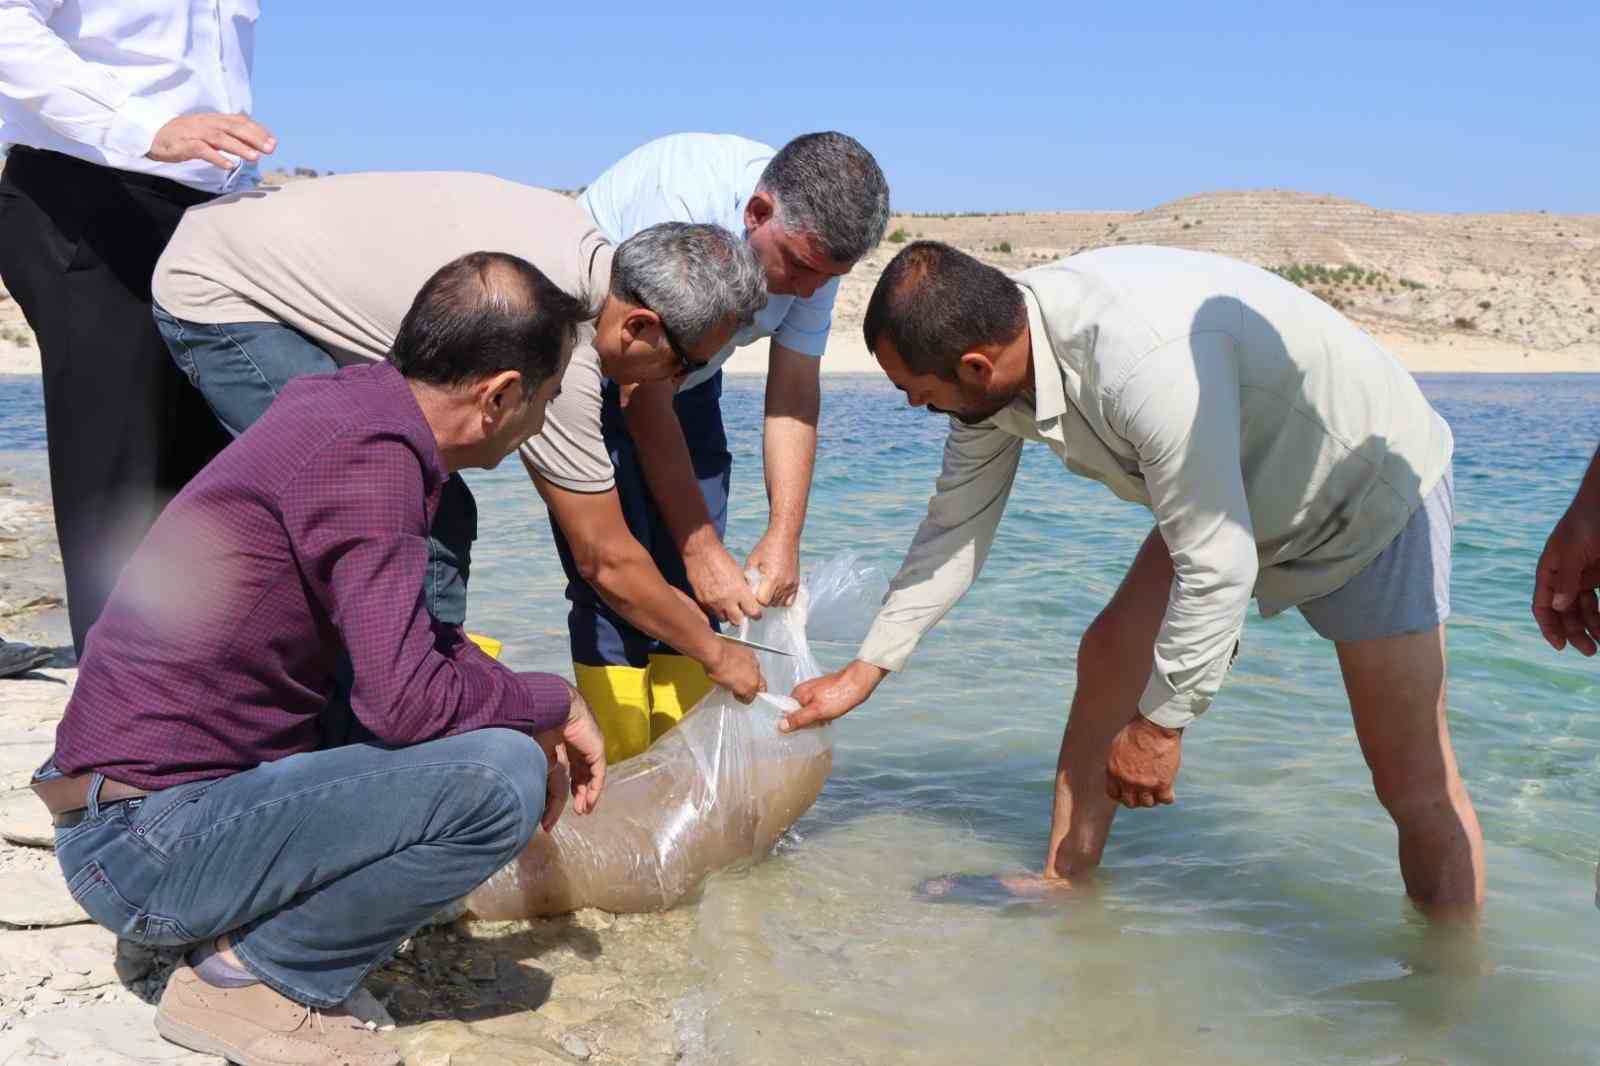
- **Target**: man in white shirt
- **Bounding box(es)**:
[543,132,889,760]
[0,1,273,655]
[783,241,1485,917]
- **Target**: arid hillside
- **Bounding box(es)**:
[3,175,1598,373]
[833,190,1600,359]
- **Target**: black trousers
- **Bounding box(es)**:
[0,148,230,655]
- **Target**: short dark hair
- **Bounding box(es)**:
[757,131,890,263]
[389,251,589,389]
[863,241,1026,380]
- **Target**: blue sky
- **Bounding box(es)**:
[256,2,1597,215]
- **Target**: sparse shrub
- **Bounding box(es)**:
[990,241,1013,254]
[1477,300,1491,310]
[886,227,909,244]
[1453,316,1477,330]
[1181,223,1192,230]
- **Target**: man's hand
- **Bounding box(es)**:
[685,543,763,626]
[1104,715,1182,808]
[147,113,276,171]
[746,530,801,607]
[1533,501,1600,654]
[536,683,606,831]
[706,640,764,703]
[780,659,887,732]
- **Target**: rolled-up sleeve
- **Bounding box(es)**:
[0,1,170,157]
[773,277,837,357]
[857,418,1023,671]
[280,428,570,744]
[1111,332,1256,730]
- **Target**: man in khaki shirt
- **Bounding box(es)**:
[783,241,1483,916]
[153,172,771,723]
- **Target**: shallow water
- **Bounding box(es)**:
[4,372,1598,1062]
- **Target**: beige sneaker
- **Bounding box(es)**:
[156,963,401,1066]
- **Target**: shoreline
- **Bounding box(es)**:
[7,331,1600,380]
[722,332,1600,376]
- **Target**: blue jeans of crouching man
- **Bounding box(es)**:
[48,729,545,1007]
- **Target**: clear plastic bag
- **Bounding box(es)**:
[465,552,880,917]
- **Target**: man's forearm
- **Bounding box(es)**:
[761,346,821,541]
[1575,445,1600,507]
[586,547,723,666]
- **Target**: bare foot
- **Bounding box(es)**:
[916,872,1077,906]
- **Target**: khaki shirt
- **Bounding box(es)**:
[155,172,613,362]
[857,246,1452,729]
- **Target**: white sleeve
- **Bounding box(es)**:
[857,418,1023,671]
[1111,332,1256,730]
[0,0,171,157]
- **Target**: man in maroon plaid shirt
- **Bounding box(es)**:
[33,251,606,1066]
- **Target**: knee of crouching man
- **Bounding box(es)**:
[463,728,548,851]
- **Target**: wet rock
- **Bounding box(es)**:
[0,867,88,927]
[0,788,53,847]
[113,939,158,984]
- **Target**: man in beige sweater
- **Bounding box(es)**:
[783,241,1483,916]
[152,172,771,726]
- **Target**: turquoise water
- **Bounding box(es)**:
[4,372,1598,1062]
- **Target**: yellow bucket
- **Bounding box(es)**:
[466,633,503,660]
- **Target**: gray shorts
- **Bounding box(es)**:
[1297,466,1453,642]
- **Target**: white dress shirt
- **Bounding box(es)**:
[0,0,258,193]
[858,246,1452,730]
[579,132,838,392]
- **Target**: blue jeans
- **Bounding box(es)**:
[153,306,475,626]
[51,730,546,1007]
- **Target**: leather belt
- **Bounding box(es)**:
[31,773,151,829]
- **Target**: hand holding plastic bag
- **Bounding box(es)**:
[466,552,884,917]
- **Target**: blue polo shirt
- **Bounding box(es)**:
[578,132,838,392]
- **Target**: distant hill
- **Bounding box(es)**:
[848,190,1600,357]
[3,174,1597,372]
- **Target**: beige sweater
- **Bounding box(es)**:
[857,245,1452,729]
[153,171,613,363]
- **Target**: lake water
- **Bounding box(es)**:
[3,371,1597,1063]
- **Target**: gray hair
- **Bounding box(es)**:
[756,132,891,264]
[610,222,767,349]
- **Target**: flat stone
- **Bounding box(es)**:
[0,787,54,847]
[0,1001,215,1064]
[0,740,52,789]
[0,866,89,927]
[0,923,118,989]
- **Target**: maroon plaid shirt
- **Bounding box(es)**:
[54,362,569,788]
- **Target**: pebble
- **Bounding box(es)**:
[560,1033,593,1060]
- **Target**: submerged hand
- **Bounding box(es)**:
[746,531,801,607]
[781,660,887,732]
[1533,502,1600,654]
[1104,716,1182,808]
[685,543,763,626]
[147,112,276,170]
[707,640,765,703]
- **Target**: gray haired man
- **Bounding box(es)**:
[152,172,771,720]
[538,132,890,762]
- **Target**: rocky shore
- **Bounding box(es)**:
[0,473,696,1066]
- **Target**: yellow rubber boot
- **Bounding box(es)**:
[574,664,653,764]
[465,633,503,659]
[645,653,713,743]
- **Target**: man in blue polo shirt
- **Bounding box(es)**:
[538,131,888,758]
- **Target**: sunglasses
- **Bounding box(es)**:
[657,316,709,379]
